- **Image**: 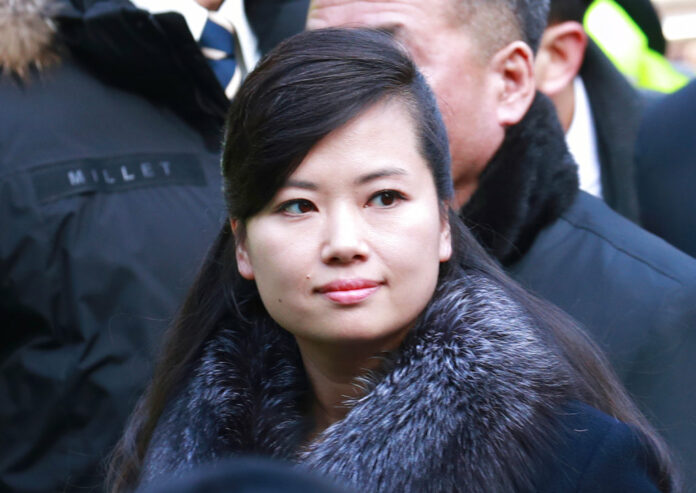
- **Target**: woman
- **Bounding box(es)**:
[108,29,675,492]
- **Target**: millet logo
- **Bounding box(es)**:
[66,161,172,187]
[31,154,206,203]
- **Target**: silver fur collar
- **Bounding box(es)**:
[143,273,573,493]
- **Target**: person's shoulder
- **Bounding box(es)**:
[558,191,696,288]
[643,79,696,125]
[510,190,696,331]
[636,79,696,175]
[535,401,662,492]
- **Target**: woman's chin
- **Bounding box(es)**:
[292,322,414,350]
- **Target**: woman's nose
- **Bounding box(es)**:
[320,207,369,264]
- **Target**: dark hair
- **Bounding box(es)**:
[107,28,675,492]
[452,0,550,55]
[548,0,591,24]
[221,28,453,222]
[510,0,552,51]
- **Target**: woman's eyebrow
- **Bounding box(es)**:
[284,179,318,190]
[355,167,408,185]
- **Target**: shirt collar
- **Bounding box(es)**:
[129,0,259,69]
[566,77,603,198]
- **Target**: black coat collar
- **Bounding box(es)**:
[580,40,644,222]
[55,0,228,148]
[460,93,579,265]
[142,274,574,492]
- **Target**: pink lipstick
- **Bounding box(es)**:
[316,279,381,305]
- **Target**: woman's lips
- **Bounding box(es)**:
[316,279,381,305]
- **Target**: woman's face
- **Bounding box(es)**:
[235,100,452,348]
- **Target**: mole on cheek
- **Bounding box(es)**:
[278,298,282,303]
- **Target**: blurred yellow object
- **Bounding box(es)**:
[585,0,689,93]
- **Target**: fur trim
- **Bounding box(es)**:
[141,273,574,493]
[460,93,579,265]
[0,0,60,77]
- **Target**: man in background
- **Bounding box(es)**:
[308,0,696,487]
[534,0,645,223]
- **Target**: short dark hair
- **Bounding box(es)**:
[548,0,591,24]
[451,0,550,55]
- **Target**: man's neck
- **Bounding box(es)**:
[553,79,576,132]
[458,93,580,264]
[453,179,479,209]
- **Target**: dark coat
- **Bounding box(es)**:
[635,79,696,258]
[138,457,349,493]
[461,93,696,490]
[0,1,227,491]
[244,0,310,56]
[580,40,646,223]
[141,273,662,492]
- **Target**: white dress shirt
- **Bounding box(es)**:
[129,0,259,71]
[565,77,603,198]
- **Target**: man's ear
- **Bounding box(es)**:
[489,40,536,127]
[534,21,588,97]
[230,218,254,280]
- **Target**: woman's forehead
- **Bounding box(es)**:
[287,99,424,179]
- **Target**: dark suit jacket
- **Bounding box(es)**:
[635,79,696,258]
[510,191,696,491]
[244,0,310,56]
[580,40,646,223]
[537,402,663,492]
[137,457,349,493]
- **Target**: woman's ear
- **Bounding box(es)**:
[230,218,255,280]
[439,217,453,263]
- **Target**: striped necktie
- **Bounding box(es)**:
[199,12,244,99]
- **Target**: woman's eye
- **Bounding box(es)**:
[279,199,316,215]
[368,190,405,208]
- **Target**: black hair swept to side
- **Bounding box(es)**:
[222,28,453,222]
